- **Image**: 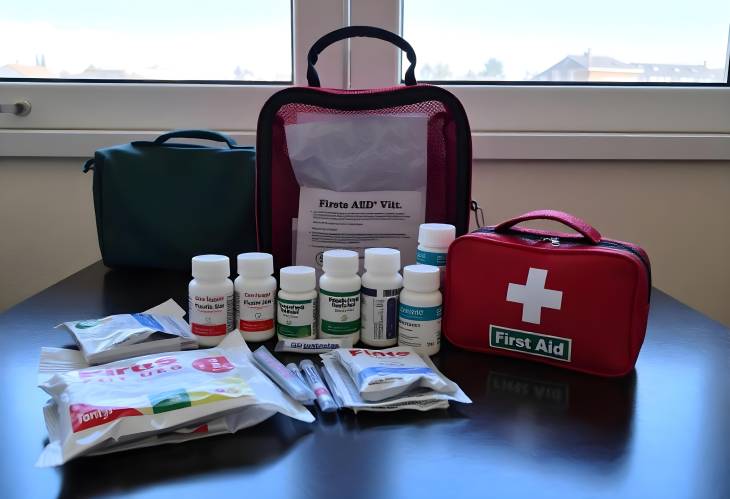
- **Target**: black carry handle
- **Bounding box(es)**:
[307,25,418,87]
[153,129,238,149]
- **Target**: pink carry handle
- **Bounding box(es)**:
[494,209,602,244]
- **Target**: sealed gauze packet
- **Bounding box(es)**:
[320,353,471,412]
[57,299,198,365]
[328,346,460,402]
[36,332,314,467]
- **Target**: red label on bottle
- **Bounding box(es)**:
[191,323,227,336]
[240,319,274,332]
[70,403,143,433]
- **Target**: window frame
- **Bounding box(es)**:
[2,0,729,161]
[0,0,347,156]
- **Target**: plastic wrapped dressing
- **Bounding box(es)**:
[36,332,313,467]
[320,352,471,413]
[57,299,197,365]
[285,113,428,269]
[329,347,456,402]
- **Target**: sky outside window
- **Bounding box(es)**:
[0,0,292,81]
[403,0,730,83]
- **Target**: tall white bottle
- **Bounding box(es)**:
[277,266,318,340]
[398,264,442,356]
[318,249,361,344]
[416,223,456,285]
[188,254,234,347]
[235,252,277,342]
[360,248,402,348]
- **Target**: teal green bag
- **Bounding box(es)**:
[83,130,257,271]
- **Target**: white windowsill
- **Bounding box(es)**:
[1,129,729,160]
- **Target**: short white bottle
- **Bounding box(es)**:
[235,252,277,343]
[188,254,234,347]
[416,223,456,284]
[318,249,361,344]
[277,266,318,340]
[361,248,403,348]
[398,264,443,356]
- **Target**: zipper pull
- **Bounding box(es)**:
[470,200,485,228]
[542,237,560,247]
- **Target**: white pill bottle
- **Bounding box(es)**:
[235,252,277,342]
[416,223,456,283]
[277,266,318,340]
[188,254,234,347]
[318,249,361,344]
[398,264,442,356]
[361,248,403,348]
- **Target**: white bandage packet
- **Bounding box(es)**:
[329,346,458,402]
[58,299,197,365]
[36,333,313,467]
[320,352,470,412]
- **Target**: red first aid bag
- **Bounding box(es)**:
[443,210,651,377]
[255,26,472,269]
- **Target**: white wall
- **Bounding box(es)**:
[0,157,100,310]
[472,159,730,326]
[1,157,729,328]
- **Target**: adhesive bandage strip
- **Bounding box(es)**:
[275,338,353,354]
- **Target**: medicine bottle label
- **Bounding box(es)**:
[416,249,447,267]
[320,289,360,335]
[189,292,234,336]
[398,303,442,350]
[236,290,275,332]
[277,298,316,338]
[361,286,400,340]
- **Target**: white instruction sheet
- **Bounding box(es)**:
[295,188,425,271]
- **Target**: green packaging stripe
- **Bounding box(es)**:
[321,318,361,334]
[416,249,447,267]
[150,389,192,414]
[320,289,360,297]
[278,298,313,305]
[277,323,313,338]
[399,304,442,321]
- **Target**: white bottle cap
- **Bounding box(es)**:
[322,249,359,276]
[418,223,456,249]
[364,248,401,274]
[280,266,316,292]
[192,254,230,279]
[403,264,440,292]
[237,252,274,277]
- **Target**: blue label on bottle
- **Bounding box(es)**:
[416,249,447,267]
[398,304,442,321]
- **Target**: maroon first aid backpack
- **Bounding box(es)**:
[256,26,473,268]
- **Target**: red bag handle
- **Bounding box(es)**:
[494,210,602,244]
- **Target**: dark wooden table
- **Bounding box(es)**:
[1,262,729,499]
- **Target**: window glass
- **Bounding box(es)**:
[403,0,730,83]
[0,0,292,82]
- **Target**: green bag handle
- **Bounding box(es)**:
[82,129,241,173]
[153,129,238,148]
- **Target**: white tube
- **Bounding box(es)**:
[286,363,313,405]
[252,346,315,403]
[275,338,352,354]
[300,360,337,413]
